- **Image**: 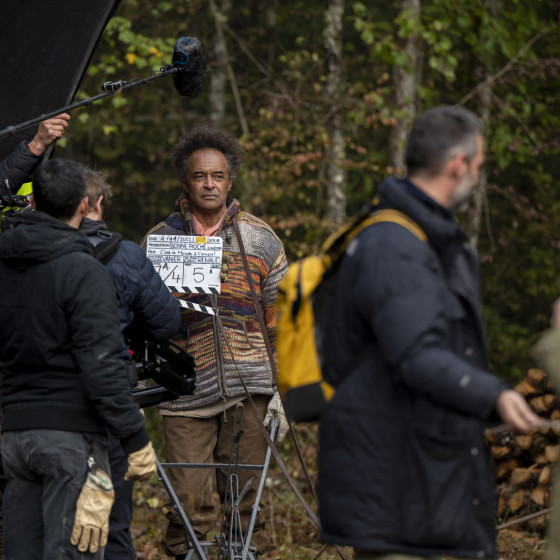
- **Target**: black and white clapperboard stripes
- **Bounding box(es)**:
[146,235,222,316]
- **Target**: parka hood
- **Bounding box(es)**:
[379,176,469,254]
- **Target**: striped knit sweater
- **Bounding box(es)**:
[143,198,288,411]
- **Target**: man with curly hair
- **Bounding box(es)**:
[144,127,288,559]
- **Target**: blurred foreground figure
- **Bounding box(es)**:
[318,106,540,560]
[532,297,560,560]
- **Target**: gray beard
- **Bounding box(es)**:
[452,193,472,213]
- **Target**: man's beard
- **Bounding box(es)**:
[449,172,475,212]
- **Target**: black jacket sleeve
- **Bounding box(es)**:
[66,255,149,453]
[0,141,41,196]
[353,224,507,420]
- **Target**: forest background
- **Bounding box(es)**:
[50,1,559,557]
[56,0,560,387]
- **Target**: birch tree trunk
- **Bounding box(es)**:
[466,79,491,249]
[209,0,249,136]
[464,0,501,248]
[388,0,420,174]
[209,0,230,127]
[324,0,346,228]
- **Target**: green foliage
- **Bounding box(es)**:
[53,0,560,385]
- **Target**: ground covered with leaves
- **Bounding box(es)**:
[132,420,549,560]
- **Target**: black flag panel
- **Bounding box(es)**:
[0,0,121,161]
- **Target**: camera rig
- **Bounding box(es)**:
[127,334,196,408]
[0,194,30,210]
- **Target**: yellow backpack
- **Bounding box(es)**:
[276,205,426,421]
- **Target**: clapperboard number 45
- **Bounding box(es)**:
[146,235,223,316]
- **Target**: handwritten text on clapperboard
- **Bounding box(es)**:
[146,234,223,294]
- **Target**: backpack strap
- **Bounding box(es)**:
[322,208,426,264]
[356,208,427,242]
[90,230,123,264]
[230,217,335,540]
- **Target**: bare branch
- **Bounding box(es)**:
[222,24,299,111]
[456,22,558,107]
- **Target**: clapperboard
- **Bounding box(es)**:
[146,234,222,316]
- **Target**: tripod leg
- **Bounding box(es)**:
[217,403,244,560]
[157,458,207,560]
[241,418,277,560]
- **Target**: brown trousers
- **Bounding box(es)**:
[162,396,270,556]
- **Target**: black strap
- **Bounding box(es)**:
[177,213,341,557]
[231,217,326,520]
[231,216,278,387]
[91,230,123,264]
[214,317,345,560]
[214,316,320,525]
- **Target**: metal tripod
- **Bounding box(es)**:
[157,404,278,560]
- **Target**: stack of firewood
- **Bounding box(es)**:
[488,368,560,533]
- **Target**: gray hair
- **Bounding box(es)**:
[405,106,484,177]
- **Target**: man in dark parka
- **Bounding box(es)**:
[318,106,540,560]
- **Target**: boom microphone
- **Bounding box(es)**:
[0,36,208,143]
[171,36,207,98]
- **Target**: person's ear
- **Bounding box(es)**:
[79,197,89,218]
[30,193,37,210]
[95,196,104,215]
[450,153,467,179]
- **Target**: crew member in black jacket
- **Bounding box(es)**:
[0,158,157,560]
[0,113,70,196]
[319,106,540,560]
[81,167,180,560]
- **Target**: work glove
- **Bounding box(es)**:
[124,441,157,481]
[220,254,234,282]
[71,466,115,553]
[263,391,289,442]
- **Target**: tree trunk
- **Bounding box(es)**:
[388,0,420,174]
[464,0,501,248]
[264,0,277,68]
[464,80,491,248]
[209,0,230,127]
[324,0,346,228]
[209,0,249,136]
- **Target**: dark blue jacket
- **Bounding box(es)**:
[318,177,508,559]
[0,212,149,454]
[81,218,180,357]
